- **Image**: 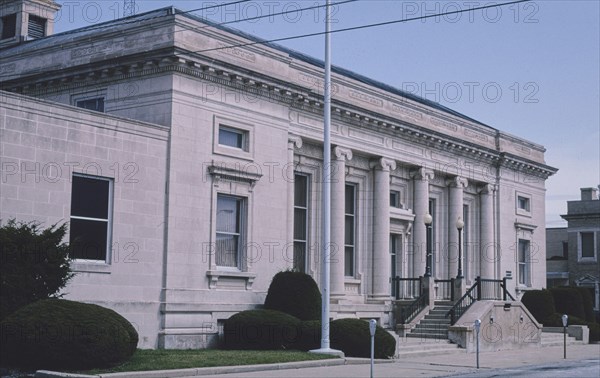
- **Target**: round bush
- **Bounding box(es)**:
[295,320,321,351]
[550,287,586,320]
[264,271,321,321]
[330,318,396,358]
[223,309,301,350]
[0,299,138,370]
[521,289,555,323]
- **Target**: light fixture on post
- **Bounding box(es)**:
[424,213,433,277]
[456,216,464,279]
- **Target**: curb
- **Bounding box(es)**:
[36,357,361,378]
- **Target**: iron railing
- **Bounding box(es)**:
[392,276,422,300]
[434,278,455,301]
[398,288,429,324]
[446,276,515,325]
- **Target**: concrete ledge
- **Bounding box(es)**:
[543,325,590,343]
[36,358,347,378]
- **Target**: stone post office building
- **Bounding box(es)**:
[0,0,557,349]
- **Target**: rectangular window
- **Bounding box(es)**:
[70,175,112,261]
[293,174,309,273]
[428,198,436,276]
[463,204,469,279]
[562,241,569,259]
[76,97,105,112]
[518,239,531,286]
[517,196,530,212]
[580,232,595,259]
[27,15,46,39]
[390,234,401,296]
[344,184,356,277]
[218,126,247,150]
[216,194,245,268]
[1,14,16,39]
[390,191,401,208]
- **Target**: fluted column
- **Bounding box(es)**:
[479,184,495,279]
[287,136,303,250]
[447,177,468,278]
[371,157,397,298]
[410,168,434,277]
[331,146,352,297]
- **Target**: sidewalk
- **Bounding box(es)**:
[196,343,600,378]
[36,343,600,378]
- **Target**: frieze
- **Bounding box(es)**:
[71,44,112,59]
[298,72,339,93]
[216,43,256,63]
[430,117,458,131]
[349,90,384,107]
[392,140,424,157]
[348,128,384,145]
[390,103,423,120]
[0,63,16,75]
[464,129,488,142]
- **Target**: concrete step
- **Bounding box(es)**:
[541,333,583,346]
[412,326,449,333]
[395,339,463,357]
[419,319,451,326]
[406,333,448,340]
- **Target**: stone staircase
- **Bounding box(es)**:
[396,338,463,357]
[406,301,453,340]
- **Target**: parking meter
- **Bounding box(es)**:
[474,319,481,369]
[369,319,376,378]
[562,314,568,359]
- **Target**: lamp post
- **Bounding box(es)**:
[456,217,464,279]
[424,213,433,277]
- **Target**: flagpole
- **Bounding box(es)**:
[310,0,341,357]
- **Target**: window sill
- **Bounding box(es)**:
[71,261,111,274]
[207,270,256,290]
[577,258,598,264]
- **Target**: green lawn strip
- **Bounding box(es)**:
[80,349,337,374]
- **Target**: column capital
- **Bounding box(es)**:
[333,146,353,161]
[478,183,495,194]
[446,176,468,189]
[410,167,434,181]
[287,135,303,149]
[370,157,397,172]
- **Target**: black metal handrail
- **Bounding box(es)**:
[446,276,515,325]
[434,278,455,301]
[392,276,421,300]
[399,288,429,324]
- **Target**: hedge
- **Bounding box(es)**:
[264,271,322,321]
[0,299,138,370]
[521,289,555,324]
[549,287,586,320]
[223,309,301,350]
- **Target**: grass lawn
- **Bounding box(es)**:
[80,349,337,374]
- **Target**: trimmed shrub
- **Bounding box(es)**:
[223,309,301,350]
[264,270,321,321]
[330,318,396,358]
[0,220,73,320]
[521,289,555,323]
[550,287,586,320]
[572,287,595,322]
[0,299,138,370]
[295,320,321,351]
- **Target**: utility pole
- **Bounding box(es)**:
[123,0,136,17]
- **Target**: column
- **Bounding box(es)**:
[447,177,468,278]
[479,184,495,279]
[410,168,434,278]
[371,157,397,298]
[287,136,303,248]
[331,146,352,297]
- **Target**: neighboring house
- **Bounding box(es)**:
[0,0,557,348]
[546,227,569,288]
[546,188,600,312]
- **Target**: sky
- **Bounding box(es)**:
[53,0,600,227]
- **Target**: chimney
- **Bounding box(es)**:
[0,0,61,49]
[580,187,599,201]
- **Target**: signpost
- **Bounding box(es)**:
[369,319,376,378]
[562,314,568,359]
[474,319,481,369]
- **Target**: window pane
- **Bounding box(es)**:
[1,14,16,39]
[581,233,595,258]
[219,127,243,148]
[76,98,104,112]
[216,233,238,267]
[294,208,307,240]
[71,176,109,219]
[69,218,108,260]
[345,246,354,276]
[344,215,354,245]
[294,175,308,207]
[293,242,306,272]
[216,196,240,233]
[345,185,355,214]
